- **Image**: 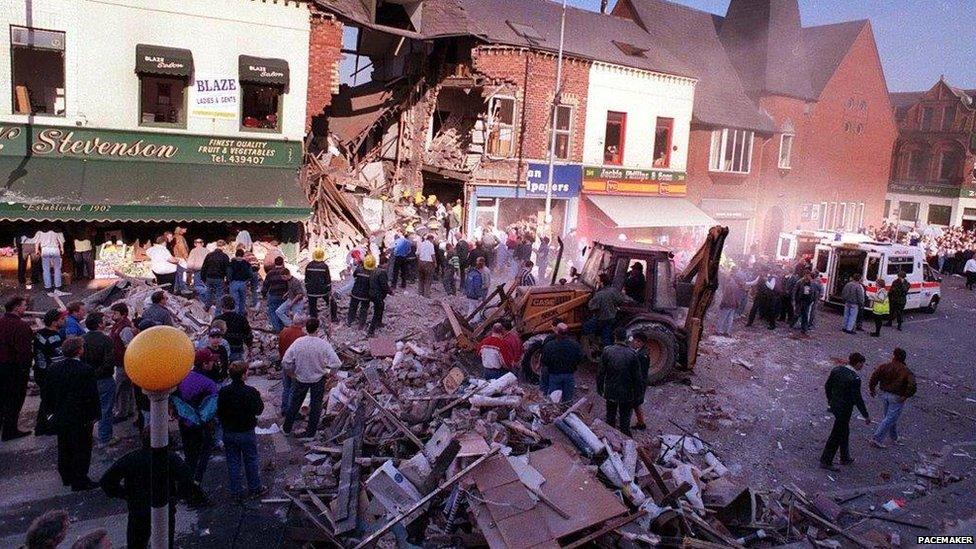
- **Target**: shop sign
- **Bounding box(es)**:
[888,180,969,198]
[190,75,239,119]
[524,163,582,198]
[0,124,299,168]
[582,165,687,196]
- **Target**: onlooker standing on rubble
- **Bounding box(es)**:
[391,232,412,289]
[515,260,536,287]
[539,322,582,401]
[33,309,65,436]
[218,360,267,500]
[109,303,136,424]
[464,257,491,316]
[305,249,337,323]
[276,270,306,328]
[147,236,180,292]
[585,273,629,347]
[630,332,651,430]
[277,314,305,413]
[536,236,551,283]
[215,295,253,363]
[45,336,99,490]
[82,312,117,447]
[282,318,341,439]
[228,249,253,316]
[173,351,220,484]
[455,234,470,282]
[715,271,742,337]
[840,273,865,334]
[417,234,436,297]
[201,241,230,311]
[477,323,515,380]
[868,348,916,449]
[261,240,283,273]
[1,296,34,441]
[367,255,391,337]
[347,257,373,329]
[442,242,460,296]
[142,290,174,327]
[480,222,500,269]
[262,256,290,332]
[186,237,210,299]
[597,328,642,436]
[820,352,871,471]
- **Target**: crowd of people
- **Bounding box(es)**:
[868,220,976,277]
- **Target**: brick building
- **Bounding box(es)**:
[886,79,976,229]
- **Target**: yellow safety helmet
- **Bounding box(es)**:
[413,192,424,205]
[364,254,377,270]
[427,194,437,206]
[312,248,326,261]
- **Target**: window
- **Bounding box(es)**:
[778,133,794,169]
[815,250,829,274]
[241,84,282,131]
[884,200,890,218]
[854,203,864,230]
[822,202,835,230]
[836,202,848,229]
[898,201,919,222]
[654,260,676,309]
[886,258,915,276]
[937,150,962,181]
[604,111,626,165]
[653,117,673,168]
[927,204,952,226]
[139,76,186,127]
[708,129,753,173]
[550,105,572,160]
[866,256,881,282]
[10,26,65,116]
[486,96,516,157]
[942,105,956,131]
[920,107,935,130]
[908,151,928,180]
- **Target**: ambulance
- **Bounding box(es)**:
[776,230,872,262]
[813,241,942,312]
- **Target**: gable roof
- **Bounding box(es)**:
[800,20,867,98]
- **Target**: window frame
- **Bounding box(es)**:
[137,74,189,129]
[603,110,627,166]
[239,82,284,133]
[549,104,573,161]
[920,106,935,131]
[653,116,674,168]
[942,105,956,131]
[937,149,960,182]
[927,204,952,226]
[778,133,794,169]
[898,201,920,223]
[708,128,754,174]
[9,25,66,118]
[486,94,517,158]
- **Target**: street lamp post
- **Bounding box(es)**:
[543,0,568,229]
[124,326,195,549]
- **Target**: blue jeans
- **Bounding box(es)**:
[205,278,225,310]
[174,265,187,293]
[223,430,261,496]
[267,295,285,332]
[716,308,735,335]
[276,299,304,327]
[842,303,859,332]
[483,367,507,380]
[192,271,207,301]
[545,372,576,401]
[250,271,261,306]
[583,318,613,347]
[281,375,293,413]
[283,378,326,437]
[229,280,249,315]
[41,251,62,289]
[96,377,117,444]
[873,392,905,443]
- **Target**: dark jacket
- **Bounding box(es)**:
[200,250,230,280]
[889,278,910,306]
[228,257,253,282]
[217,379,264,433]
[43,357,100,427]
[351,266,371,300]
[869,360,917,398]
[539,335,583,376]
[82,330,117,379]
[368,269,391,301]
[214,312,253,353]
[455,240,470,267]
[304,260,332,297]
[262,266,289,298]
[597,343,642,403]
[100,448,196,512]
[34,327,65,372]
[824,366,869,418]
[0,312,33,369]
[795,280,815,305]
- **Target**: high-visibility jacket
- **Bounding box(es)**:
[872,288,890,315]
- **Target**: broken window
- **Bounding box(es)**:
[486,96,516,157]
[604,111,626,165]
[10,26,65,116]
[550,105,572,160]
[920,106,934,130]
[139,76,186,127]
[241,84,282,132]
[709,128,752,173]
[778,133,794,169]
[942,105,956,131]
[653,117,673,168]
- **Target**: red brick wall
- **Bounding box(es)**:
[307,13,343,132]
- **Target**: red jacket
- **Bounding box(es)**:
[477,335,516,369]
[0,313,33,368]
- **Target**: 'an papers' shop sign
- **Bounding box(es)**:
[0,124,299,168]
[582,165,687,196]
[524,163,582,198]
[191,76,239,119]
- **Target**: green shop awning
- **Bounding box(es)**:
[0,157,310,223]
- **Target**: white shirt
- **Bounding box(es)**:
[965,259,976,274]
[480,345,507,371]
[146,244,177,274]
[417,240,436,262]
[33,230,64,252]
[282,335,341,383]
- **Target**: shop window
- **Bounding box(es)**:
[550,105,572,160]
[486,96,516,157]
[653,117,673,168]
[139,76,186,127]
[899,201,919,222]
[604,111,626,165]
[927,204,952,226]
[778,133,794,169]
[10,26,65,116]
[942,105,956,131]
[937,150,962,181]
[241,84,282,131]
[708,128,753,173]
[920,107,934,130]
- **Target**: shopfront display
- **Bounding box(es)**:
[466,163,582,236]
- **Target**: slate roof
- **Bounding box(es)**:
[801,20,868,98]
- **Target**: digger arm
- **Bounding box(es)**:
[677,225,729,370]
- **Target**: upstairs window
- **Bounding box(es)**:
[550,104,572,160]
[653,117,673,168]
[908,151,929,180]
[778,133,795,169]
[486,95,516,157]
[938,150,962,181]
[135,45,193,128]
[239,55,289,132]
[942,105,956,131]
[709,128,753,173]
[920,107,935,130]
[604,111,626,165]
[10,26,65,116]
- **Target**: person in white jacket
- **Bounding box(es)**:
[281,318,341,438]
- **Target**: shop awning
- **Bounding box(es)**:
[239,55,289,86]
[135,44,194,77]
[0,157,309,223]
[587,195,716,229]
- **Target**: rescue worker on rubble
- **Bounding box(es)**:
[305,249,337,323]
[366,255,391,337]
[347,255,372,329]
[597,328,643,437]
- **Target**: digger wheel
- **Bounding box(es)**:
[520,338,546,383]
[629,323,679,385]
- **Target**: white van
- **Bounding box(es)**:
[776,230,872,262]
[813,241,942,312]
